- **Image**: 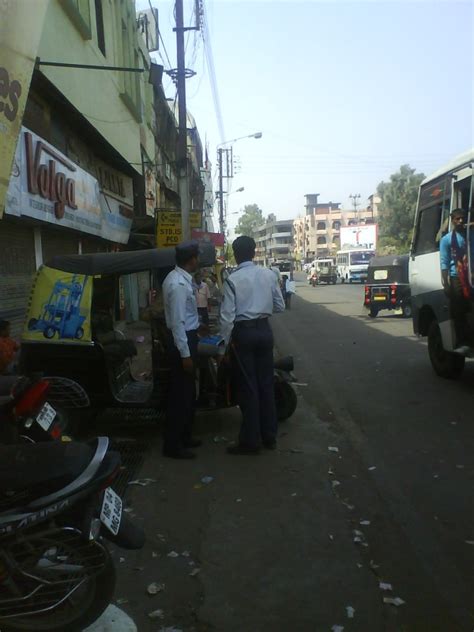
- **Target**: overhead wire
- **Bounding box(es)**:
[201,0,226,144]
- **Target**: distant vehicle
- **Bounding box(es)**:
[410,149,473,379]
[364,254,411,318]
[336,249,375,283]
[273,260,292,273]
[307,258,337,285]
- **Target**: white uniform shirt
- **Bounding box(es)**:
[219,261,285,345]
[162,266,199,358]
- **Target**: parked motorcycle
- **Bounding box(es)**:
[0,375,90,444]
[0,436,144,631]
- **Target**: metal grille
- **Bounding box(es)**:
[108,438,150,497]
[43,377,90,409]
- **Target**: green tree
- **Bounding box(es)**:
[377,164,425,253]
[234,204,264,238]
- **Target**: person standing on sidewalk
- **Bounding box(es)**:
[220,236,285,455]
[162,241,202,459]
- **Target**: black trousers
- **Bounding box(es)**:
[232,319,277,448]
[164,330,198,452]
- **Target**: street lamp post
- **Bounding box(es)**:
[217,132,262,235]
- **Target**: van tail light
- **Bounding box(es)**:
[14,380,50,417]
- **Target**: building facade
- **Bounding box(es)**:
[254,218,294,266]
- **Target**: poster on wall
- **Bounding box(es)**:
[0,0,50,216]
[340,224,377,250]
[157,210,203,247]
[5,127,133,243]
[22,266,92,344]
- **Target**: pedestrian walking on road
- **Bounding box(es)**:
[162,240,202,459]
[220,236,285,454]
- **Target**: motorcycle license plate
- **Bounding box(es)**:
[36,402,57,431]
[100,487,122,536]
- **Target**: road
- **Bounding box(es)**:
[110,274,473,632]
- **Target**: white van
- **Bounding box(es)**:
[409,149,474,378]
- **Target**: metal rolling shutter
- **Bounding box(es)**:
[41,230,79,263]
[0,222,36,336]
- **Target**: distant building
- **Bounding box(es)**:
[254,218,294,266]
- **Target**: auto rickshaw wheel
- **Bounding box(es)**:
[44,326,56,339]
[427,321,465,379]
[402,304,412,318]
[275,380,297,421]
[369,306,378,318]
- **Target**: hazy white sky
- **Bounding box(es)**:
[137,0,473,233]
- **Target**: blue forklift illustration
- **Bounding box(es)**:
[28,275,89,340]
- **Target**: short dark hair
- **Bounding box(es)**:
[0,320,10,333]
[175,240,200,267]
[232,236,255,263]
[450,208,465,218]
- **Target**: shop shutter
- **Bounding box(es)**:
[41,230,79,263]
[0,222,36,336]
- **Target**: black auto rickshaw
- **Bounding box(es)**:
[20,245,297,424]
[364,254,411,318]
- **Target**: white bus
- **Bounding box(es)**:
[410,148,474,379]
[336,249,375,283]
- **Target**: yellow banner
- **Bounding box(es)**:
[157,211,203,247]
[0,0,50,217]
[22,266,92,344]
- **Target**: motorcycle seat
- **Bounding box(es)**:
[274,356,294,372]
[0,441,95,498]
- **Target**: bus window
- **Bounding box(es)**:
[413,203,444,256]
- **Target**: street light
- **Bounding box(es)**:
[217,133,262,235]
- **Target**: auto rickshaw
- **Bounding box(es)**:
[363,254,412,318]
[20,245,297,424]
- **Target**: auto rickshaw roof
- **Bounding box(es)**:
[46,243,216,275]
[368,254,409,269]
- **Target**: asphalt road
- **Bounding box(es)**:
[110,275,473,632]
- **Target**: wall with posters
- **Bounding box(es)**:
[340,224,377,250]
[5,127,133,244]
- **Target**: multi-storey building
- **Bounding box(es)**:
[294,193,379,263]
[254,218,294,266]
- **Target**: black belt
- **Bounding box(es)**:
[234,318,268,328]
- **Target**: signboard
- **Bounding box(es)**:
[191,229,225,247]
[22,266,92,344]
[5,127,133,244]
[340,224,377,250]
[157,210,203,247]
[0,0,50,216]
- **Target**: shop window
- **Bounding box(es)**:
[60,0,92,39]
[94,0,106,55]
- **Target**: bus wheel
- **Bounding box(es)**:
[428,321,465,379]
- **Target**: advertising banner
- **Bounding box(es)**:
[191,230,225,247]
[0,0,50,216]
[5,127,133,243]
[22,266,92,344]
[340,224,377,250]
[157,210,203,247]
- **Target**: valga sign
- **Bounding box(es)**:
[24,131,77,219]
[5,127,133,244]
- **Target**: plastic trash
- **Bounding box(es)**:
[135,336,145,343]
[167,551,179,558]
[383,597,405,607]
[148,609,165,619]
[201,476,214,485]
[328,446,339,453]
[128,478,157,487]
[147,582,165,595]
[189,568,201,577]
[379,582,393,591]
[346,606,355,619]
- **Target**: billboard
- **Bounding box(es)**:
[0,0,50,216]
[340,224,377,250]
[156,210,203,247]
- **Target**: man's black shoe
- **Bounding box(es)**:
[163,449,196,459]
[263,440,277,450]
[184,438,202,448]
[226,444,260,455]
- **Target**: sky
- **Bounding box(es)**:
[137,0,473,235]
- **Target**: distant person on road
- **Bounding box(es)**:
[284,275,296,309]
[439,208,472,349]
[162,241,202,459]
[219,236,285,455]
[193,271,211,326]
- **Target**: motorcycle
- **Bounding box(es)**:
[0,375,90,444]
[0,436,145,631]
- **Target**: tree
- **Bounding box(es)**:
[377,164,425,253]
[234,204,263,238]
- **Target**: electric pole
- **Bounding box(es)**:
[349,193,361,222]
[218,148,224,235]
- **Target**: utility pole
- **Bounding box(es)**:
[218,148,224,235]
[349,193,361,223]
[174,0,195,240]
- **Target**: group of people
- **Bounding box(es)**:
[162,236,285,459]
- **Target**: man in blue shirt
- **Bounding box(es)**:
[220,236,285,454]
[162,240,201,459]
[439,208,472,348]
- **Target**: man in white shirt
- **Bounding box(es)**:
[162,240,202,459]
[220,236,285,454]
